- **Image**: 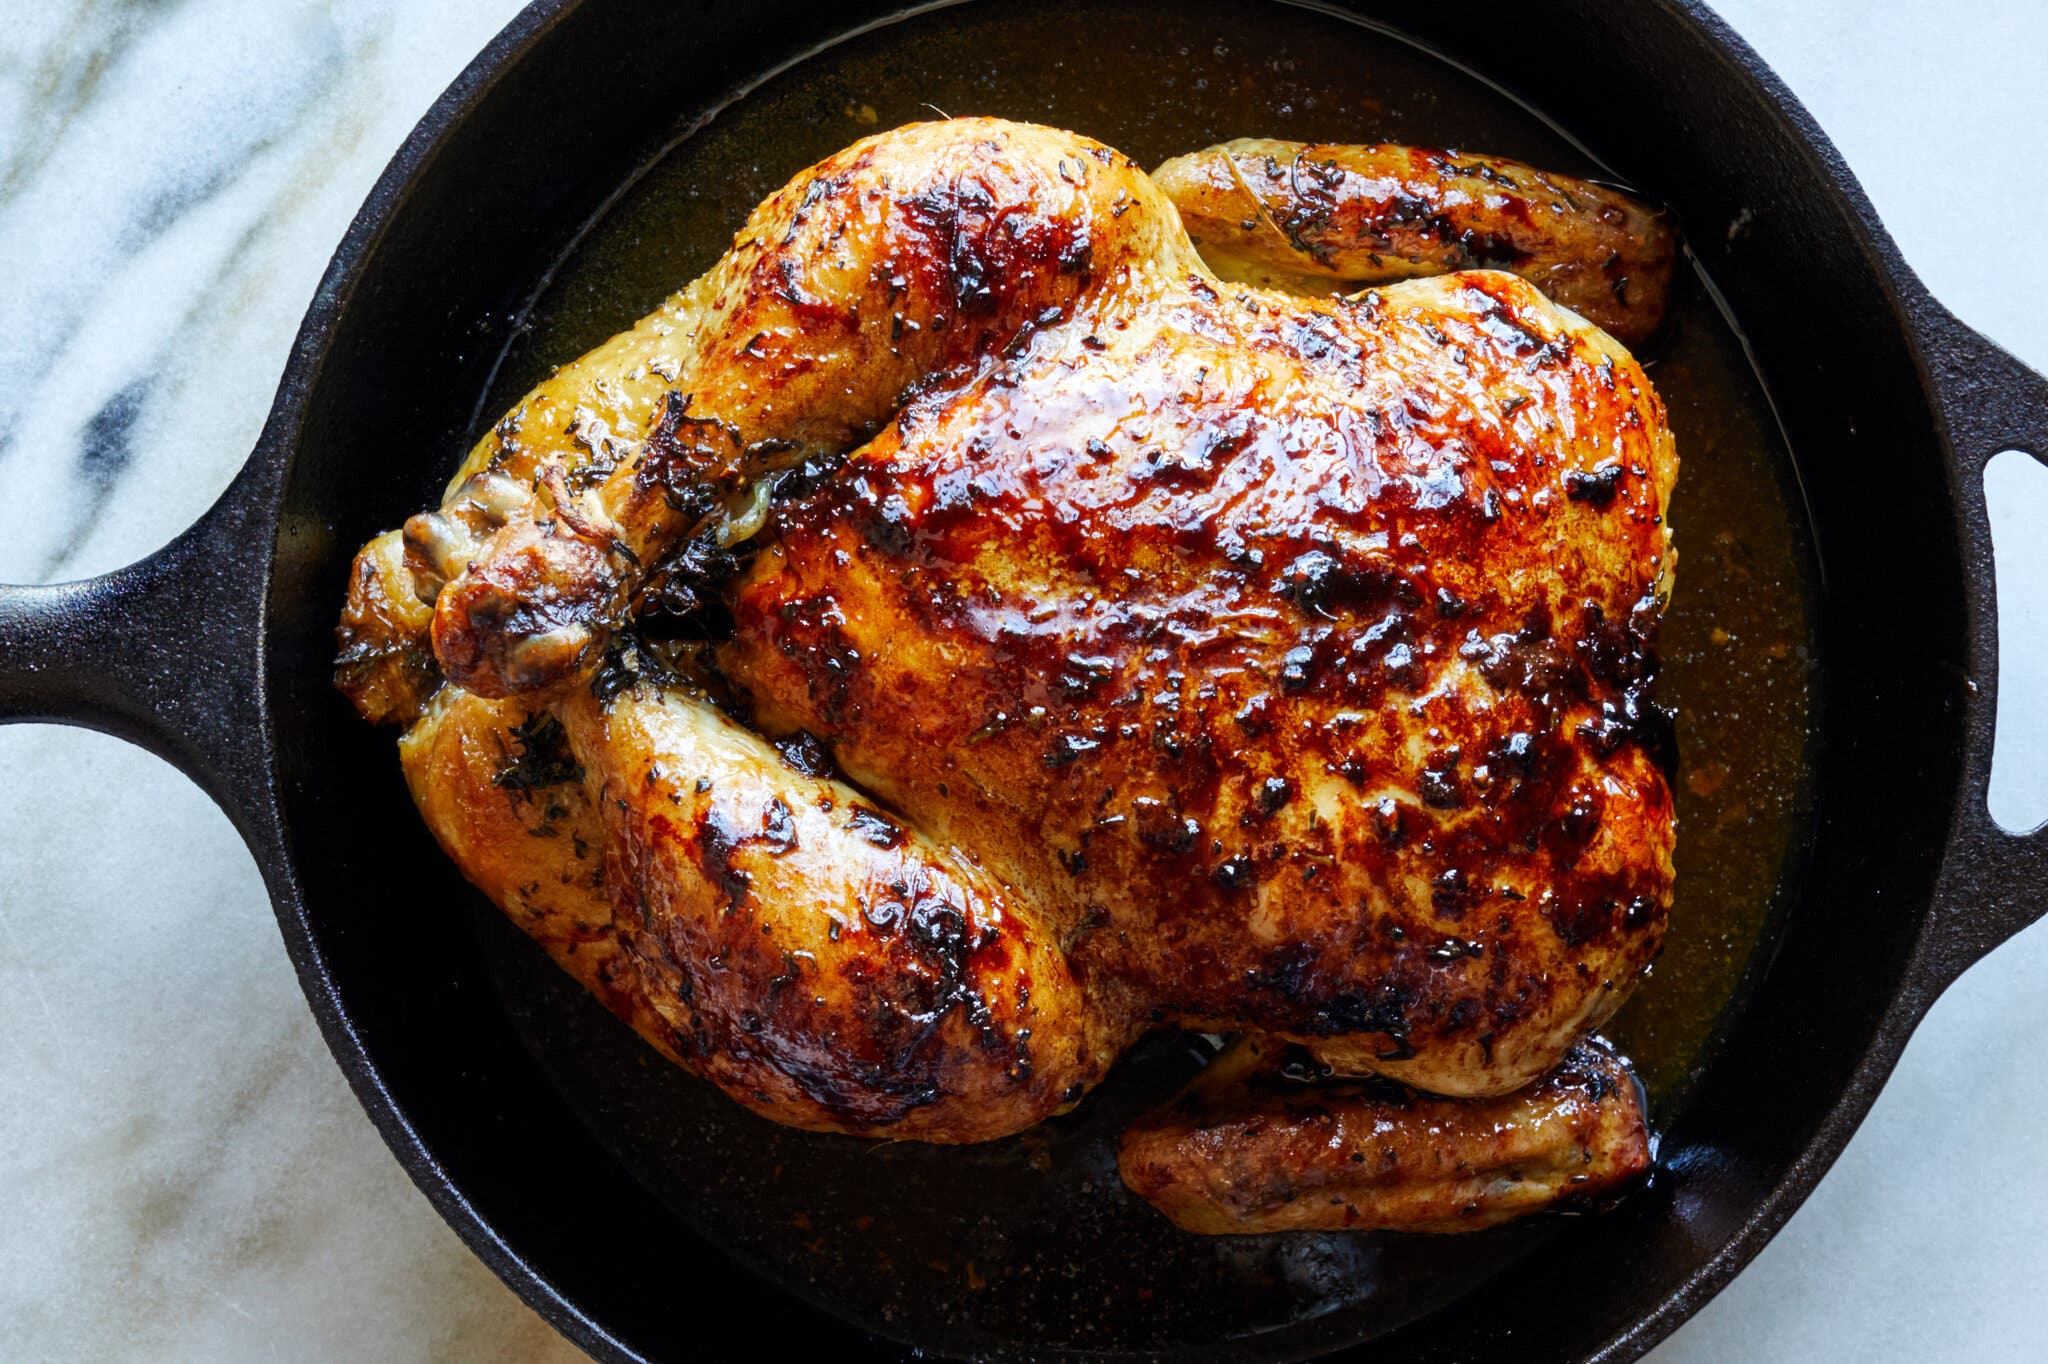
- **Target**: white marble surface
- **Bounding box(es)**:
[0,2,2043,1360]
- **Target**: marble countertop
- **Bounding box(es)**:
[1,1,2043,1359]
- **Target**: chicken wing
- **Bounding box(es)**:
[1153,139,1674,344]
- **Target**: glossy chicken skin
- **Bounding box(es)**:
[419,120,1194,701]
[338,117,1678,1226]
[400,681,1115,1141]
[723,258,1676,1100]
[559,681,1112,1139]
[1154,139,1674,345]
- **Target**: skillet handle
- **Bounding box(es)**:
[0,454,278,843]
[1915,296,2048,991]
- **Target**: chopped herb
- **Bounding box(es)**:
[494,712,583,793]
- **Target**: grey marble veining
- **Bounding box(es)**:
[0,2,2043,1361]
[1,4,585,1360]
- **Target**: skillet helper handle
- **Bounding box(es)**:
[1917,296,2048,989]
[0,458,277,837]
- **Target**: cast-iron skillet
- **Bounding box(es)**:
[3,1,2045,1359]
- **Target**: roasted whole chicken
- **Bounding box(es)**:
[337,118,1678,1234]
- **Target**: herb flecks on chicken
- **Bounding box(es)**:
[336,118,1675,1233]
[1154,138,1676,345]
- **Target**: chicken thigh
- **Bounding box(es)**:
[338,118,1677,1231]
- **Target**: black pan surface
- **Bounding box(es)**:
[3,2,2045,1362]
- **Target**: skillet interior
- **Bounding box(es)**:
[264,1,1967,1359]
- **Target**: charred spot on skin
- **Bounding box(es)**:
[1569,591,1678,775]
[771,450,849,505]
[1576,705,1632,757]
[1431,868,1478,920]
[1057,653,1116,698]
[1327,753,1368,788]
[760,797,799,855]
[1253,776,1294,817]
[1372,797,1405,847]
[1246,942,1321,1004]
[1212,854,1256,892]
[1560,789,1604,846]
[1044,732,1103,769]
[864,492,917,557]
[1576,690,1677,774]
[847,805,905,849]
[1306,982,1419,1056]
[1142,441,1222,484]
[1279,645,1317,691]
[1133,798,1202,854]
[1419,750,1465,810]
[1277,549,1391,618]
[694,806,755,908]
[1351,608,1420,690]
[1491,730,1539,777]
[904,887,970,959]
[1545,891,1623,949]
[773,729,840,779]
[1563,461,1626,507]
[1058,232,1093,275]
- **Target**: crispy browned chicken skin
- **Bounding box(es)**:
[339,118,1675,1230]
[1153,139,1674,345]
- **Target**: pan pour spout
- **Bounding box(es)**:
[336,117,1678,1234]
